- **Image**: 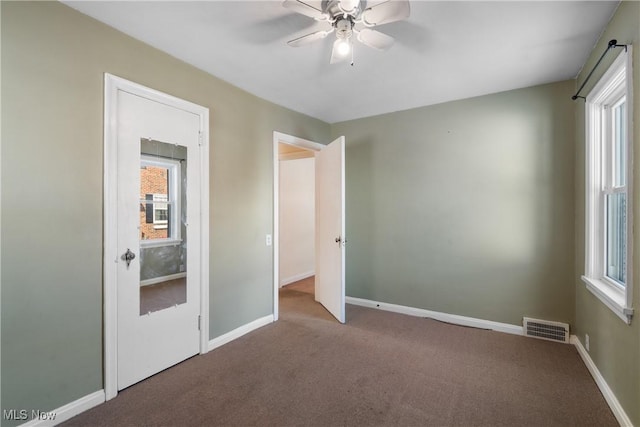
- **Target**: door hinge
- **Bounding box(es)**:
[198,315,201,331]
[198,131,203,147]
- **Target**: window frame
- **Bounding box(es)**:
[140,155,182,248]
[582,47,634,324]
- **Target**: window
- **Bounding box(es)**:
[152,193,169,228]
[583,48,634,324]
[140,156,181,246]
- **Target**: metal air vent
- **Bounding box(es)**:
[523,317,569,343]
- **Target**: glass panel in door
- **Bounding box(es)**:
[138,139,188,315]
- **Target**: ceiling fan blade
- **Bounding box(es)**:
[282,0,327,20]
[287,30,330,47]
[339,0,360,13]
[357,29,394,50]
[362,0,410,26]
[330,39,350,64]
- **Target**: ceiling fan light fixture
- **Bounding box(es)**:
[283,0,410,64]
[337,39,351,56]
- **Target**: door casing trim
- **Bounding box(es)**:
[104,74,210,400]
[272,131,324,321]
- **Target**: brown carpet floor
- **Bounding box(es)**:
[65,278,616,426]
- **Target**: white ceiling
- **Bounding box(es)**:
[64,1,619,123]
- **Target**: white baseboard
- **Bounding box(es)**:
[208,314,274,352]
[279,271,314,287]
[345,296,523,336]
[140,272,186,287]
[570,335,633,427]
[19,390,105,427]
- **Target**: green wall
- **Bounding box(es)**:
[333,80,576,326]
[573,2,640,425]
[0,1,329,423]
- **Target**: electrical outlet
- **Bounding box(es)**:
[266,234,272,246]
[585,334,590,351]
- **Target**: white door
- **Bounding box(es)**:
[116,90,202,389]
[315,136,346,323]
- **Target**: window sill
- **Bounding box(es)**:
[140,239,182,249]
[582,275,633,324]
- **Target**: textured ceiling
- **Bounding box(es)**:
[64,1,619,123]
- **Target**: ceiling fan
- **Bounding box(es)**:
[283,0,410,65]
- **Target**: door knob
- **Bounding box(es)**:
[121,248,136,268]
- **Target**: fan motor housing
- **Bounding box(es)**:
[323,0,366,18]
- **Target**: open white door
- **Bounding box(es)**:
[315,136,346,323]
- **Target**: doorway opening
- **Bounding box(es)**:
[278,142,318,311]
[273,132,323,320]
[272,131,346,324]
